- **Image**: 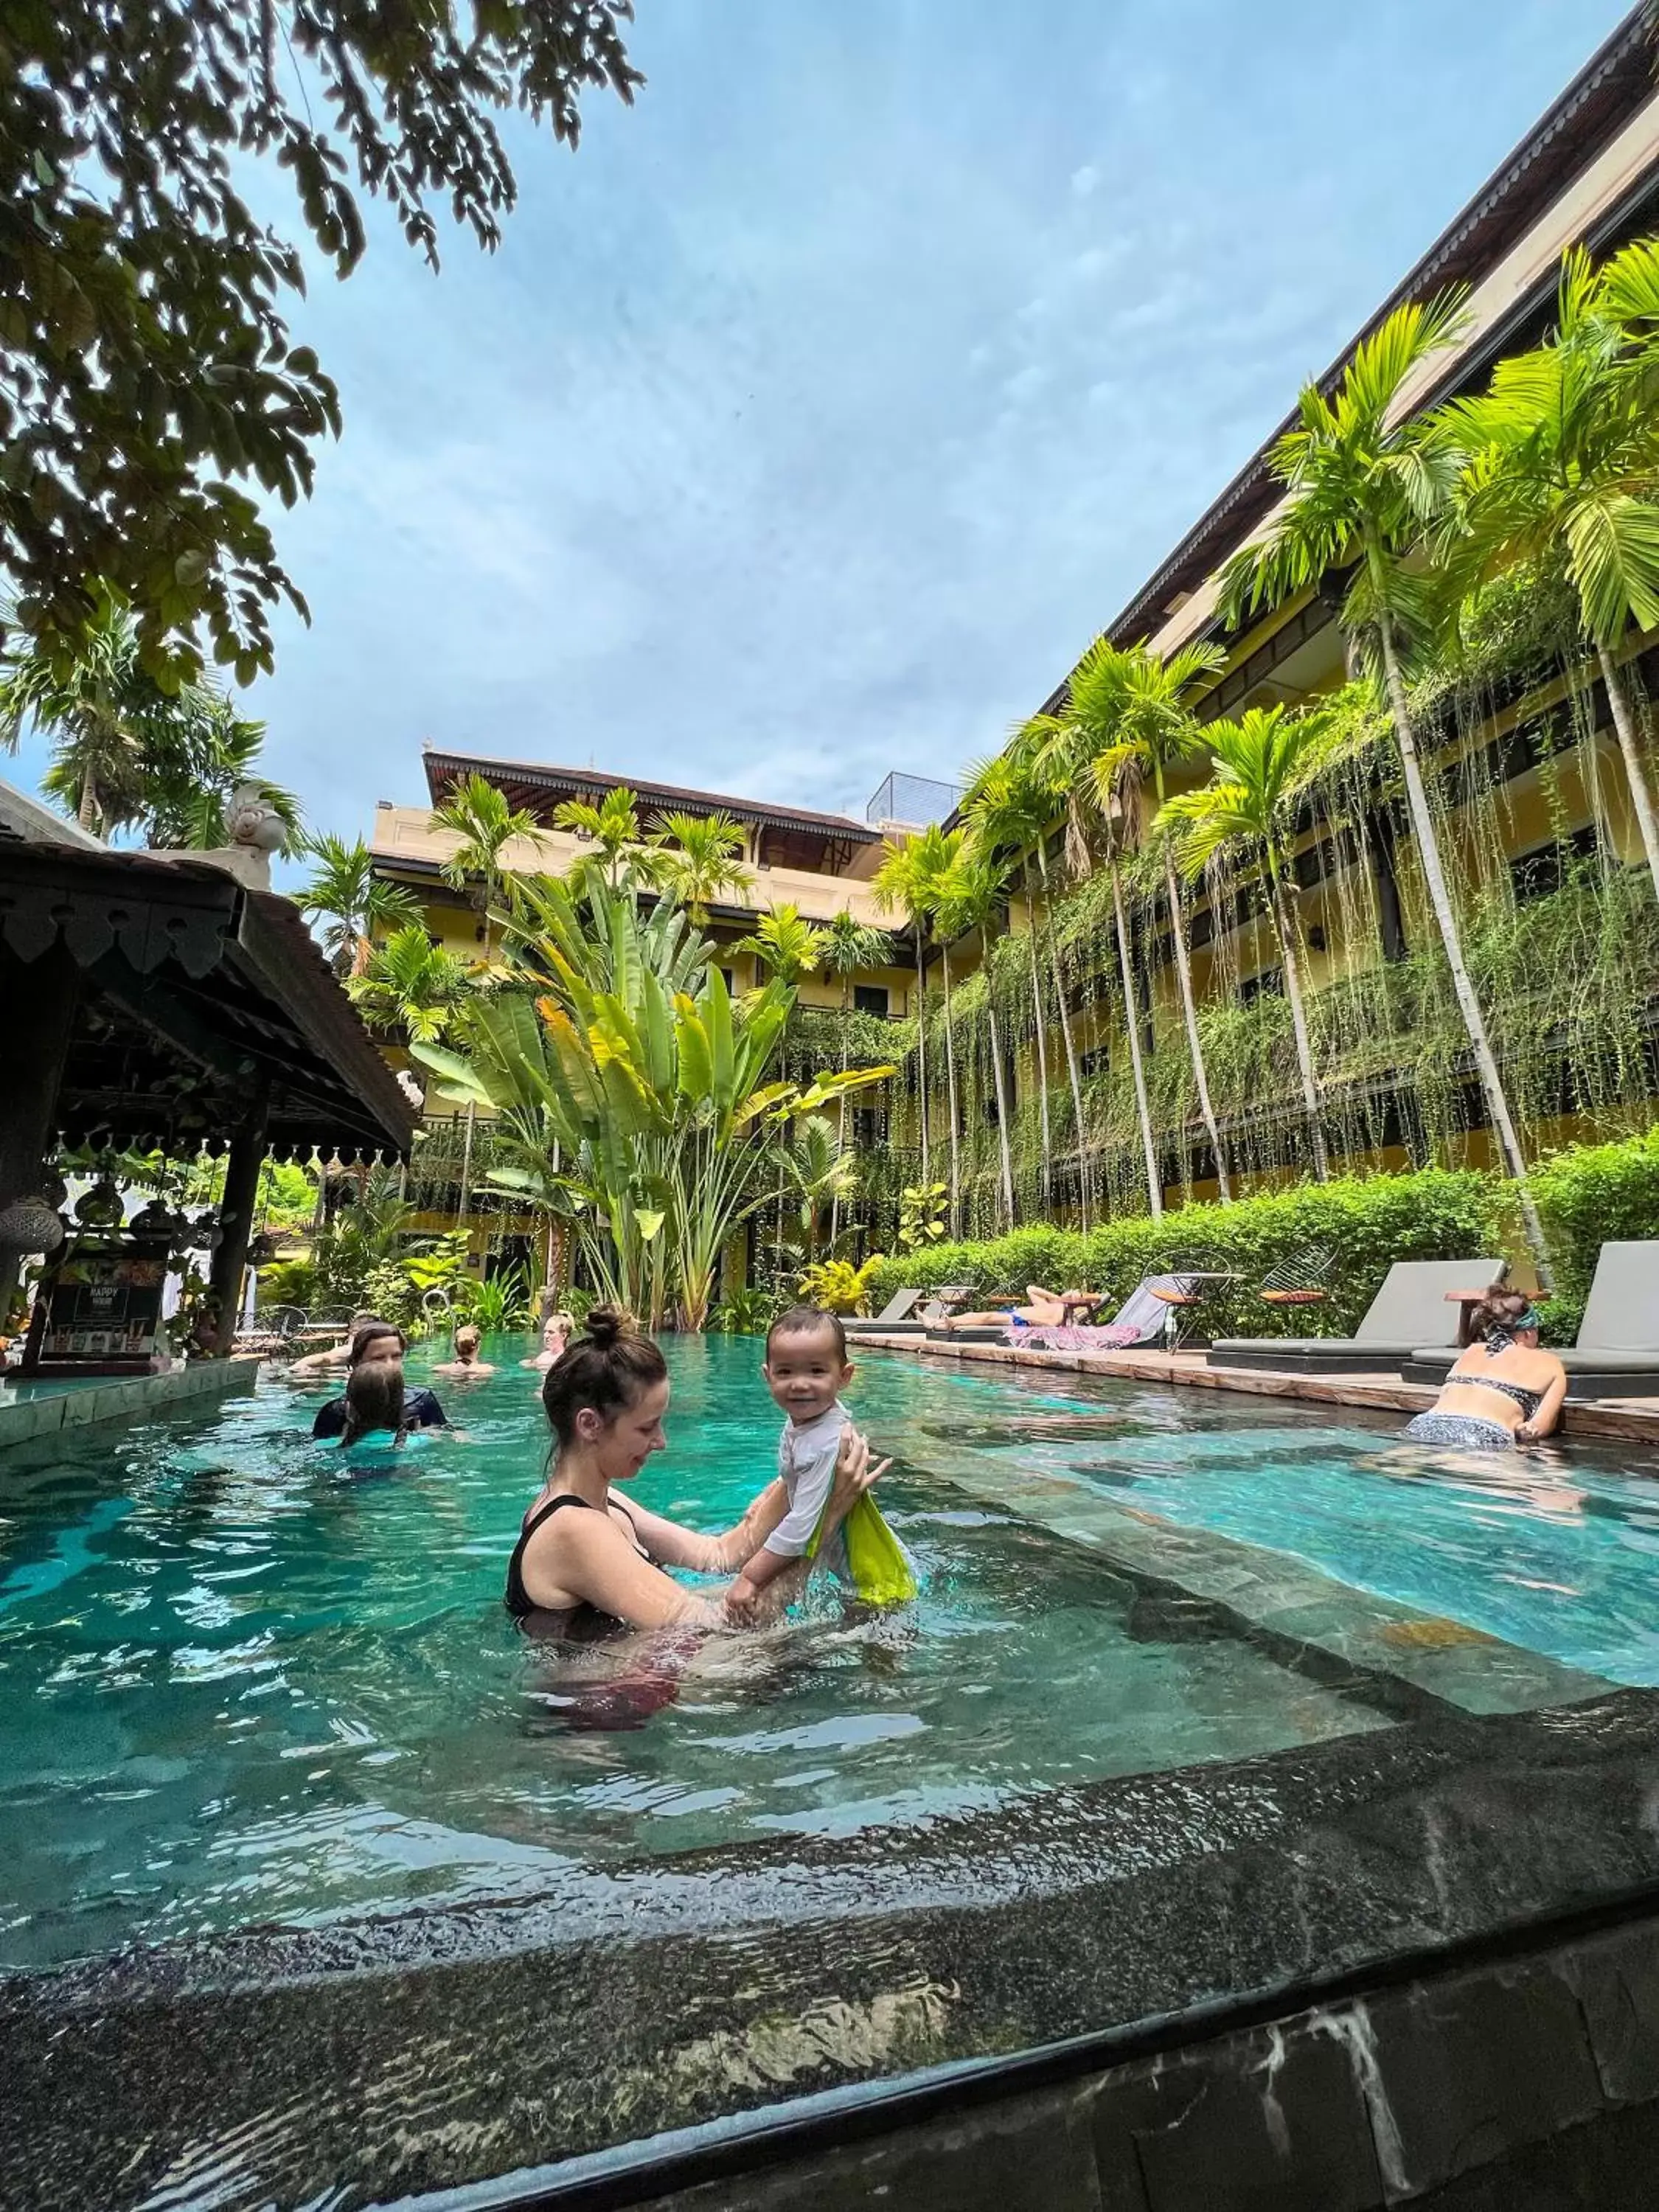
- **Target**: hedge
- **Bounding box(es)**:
[861,1134,1659,1343]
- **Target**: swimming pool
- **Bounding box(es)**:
[7,1335,1659,2211]
[0,1337,1409,1970]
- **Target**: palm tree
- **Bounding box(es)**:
[1446,242,1659,907]
[872,836,936,1190]
[819,909,893,1242]
[1220,293,1547,1262]
[1157,707,1330,1180]
[431,771,538,964]
[650,810,754,923]
[937,846,1018,1229]
[347,925,470,1044]
[430,772,538,1226]
[552,785,652,893]
[908,824,968,1236]
[961,755,1056,1214]
[1009,715,1119,1229]
[736,902,829,983]
[296,834,420,972]
[1071,638,1234,1200]
[137,698,300,853]
[0,595,294,844]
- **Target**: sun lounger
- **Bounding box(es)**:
[847,1284,976,1338]
[843,1287,924,1337]
[1402,1240,1659,1399]
[931,1276,1203,1350]
[1208,1258,1506,1374]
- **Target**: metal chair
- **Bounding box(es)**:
[1257,1246,1338,1311]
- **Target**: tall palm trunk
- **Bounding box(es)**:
[1264,851,1329,1180]
[1021,860,1053,1214]
[830,978,851,1248]
[1152,775,1231,1201]
[987,995,1016,1229]
[939,938,962,1237]
[1595,641,1659,907]
[911,922,931,1188]
[1109,858,1162,1217]
[1376,610,1548,1264]
[1033,844,1091,1231]
[77,771,99,832]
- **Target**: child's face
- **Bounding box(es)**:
[763,1328,852,1425]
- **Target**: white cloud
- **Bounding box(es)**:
[1070,163,1102,198]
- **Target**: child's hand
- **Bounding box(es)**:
[723,1577,762,1626]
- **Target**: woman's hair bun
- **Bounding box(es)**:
[582,1303,633,1349]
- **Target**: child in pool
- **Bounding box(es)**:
[726,1306,915,1618]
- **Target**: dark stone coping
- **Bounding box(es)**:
[0,1355,260,1452]
[7,1691,1659,2209]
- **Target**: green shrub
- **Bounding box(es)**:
[1528,1131,1659,1343]
[863,1167,1506,1339]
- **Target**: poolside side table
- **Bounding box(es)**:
[1149,1273,1234,1352]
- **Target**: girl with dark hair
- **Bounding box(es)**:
[1402,1291,1567,1450]
[506,1304,888,1634]
[339,1361,408,1448]
[310,1324,449,1440]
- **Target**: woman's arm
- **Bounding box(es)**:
[521,1512,724,1630]
[625,1480,791,1574]
[1517,1361,1568,1444]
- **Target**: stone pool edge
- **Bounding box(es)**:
[858,1335,1659,1446]
[7,1691,1659,2209]
[0,1357,261,1450]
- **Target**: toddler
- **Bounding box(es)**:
[727,1305,914,1615]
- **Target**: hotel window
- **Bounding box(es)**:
[1238,967,1284,1008]
[853,984,889,1018]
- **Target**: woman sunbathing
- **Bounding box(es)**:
[941,1285,1103,1331]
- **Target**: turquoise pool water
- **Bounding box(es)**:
[7,1337,1658,1975]
[992,1392,1659,1688]
[0,1338,1396,1969]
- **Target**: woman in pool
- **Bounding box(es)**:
[1402,1292,1567,1451]
[942,1284,1102,1332]
[521,1310,575,1373]
[432,1323,495,1381]
[310,1324,448,1440]
[506,1305,888,1634]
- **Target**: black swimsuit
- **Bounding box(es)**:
[504,1492,650,1624]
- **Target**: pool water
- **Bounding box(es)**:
[998,1396,1659,1688]
[0,1338,1395,1970]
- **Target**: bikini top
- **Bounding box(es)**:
[1453,1368,1545,1419]
[504,1492,650,1622]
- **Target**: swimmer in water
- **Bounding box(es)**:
[432,1322,496,1381]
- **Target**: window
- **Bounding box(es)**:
[1238,967,1284,1009]
[853,984,889,1018]
[852,1107,880,1150]
[1079,1046,1110,1080]
[1510,824,1598,905]
[718,966,734,991]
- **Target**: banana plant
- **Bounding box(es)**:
[414,870,891,1330]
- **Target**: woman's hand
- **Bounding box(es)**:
[829,1424,892,1509]
[1515,1420,1540,1445]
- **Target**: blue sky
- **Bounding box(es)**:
[7,0,1635,844]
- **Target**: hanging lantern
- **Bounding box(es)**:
[0,1198,66,1256]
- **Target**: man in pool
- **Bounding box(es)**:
[310,1324,449,1440]
[289,1310,383,1377]
[726,1306,915,1619]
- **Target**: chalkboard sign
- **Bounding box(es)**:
[24,1239,170,1375]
